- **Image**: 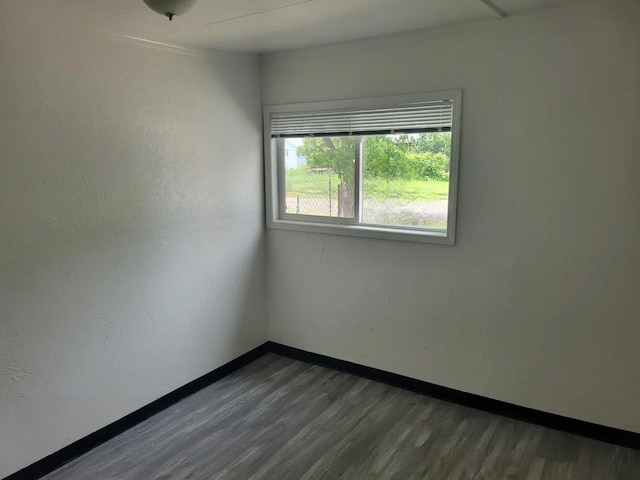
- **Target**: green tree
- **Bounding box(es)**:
[413,132,451,158]
[297,137,357,216]
[363,134,450,181]
[297,137,356,182]
[363,136,411,180]
[407,152,450,181]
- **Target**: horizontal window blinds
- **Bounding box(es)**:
[270,100,453,138]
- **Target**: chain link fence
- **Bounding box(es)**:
[285,168,448,227]
[285,169,339,217]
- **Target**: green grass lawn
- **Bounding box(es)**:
[363,177,449,202]
[285,169,341,199]
[285,168,449,201]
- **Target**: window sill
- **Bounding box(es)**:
[267,219,455,245]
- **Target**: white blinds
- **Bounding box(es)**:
[270,100,453,138]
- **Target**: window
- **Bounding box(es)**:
[263,90,461,245]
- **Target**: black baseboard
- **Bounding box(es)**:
[267,341,640,451]
[6,340,639,480]
[3,343,270,480]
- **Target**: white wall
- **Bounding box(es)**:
[263,0,640,433]
[0,4,266,478]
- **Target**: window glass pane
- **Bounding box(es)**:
[284,136,356,218]
[362,133,451,229]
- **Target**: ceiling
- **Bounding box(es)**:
[40,0,581,53]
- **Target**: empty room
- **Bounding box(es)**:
[1,0,639,478]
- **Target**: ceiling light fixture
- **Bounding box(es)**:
[143,0,198,21]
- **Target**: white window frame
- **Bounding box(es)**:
[263,90,462,245]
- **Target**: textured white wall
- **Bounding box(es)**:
[0,4,266,478]
[262,0,640,433]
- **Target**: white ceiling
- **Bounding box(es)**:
[43,0,581,53]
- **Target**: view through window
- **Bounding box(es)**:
[283,132,451,229]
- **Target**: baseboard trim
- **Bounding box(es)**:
[3,343,270,480]
[6,340,639,480]
[267,341,640,451]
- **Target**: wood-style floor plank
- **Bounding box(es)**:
[42,354,640,479]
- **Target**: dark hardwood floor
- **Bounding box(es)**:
[43,354,640,479]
